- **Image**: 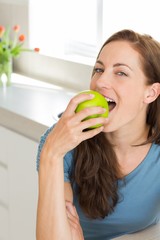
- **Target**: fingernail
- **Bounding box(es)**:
[102,108,107,112]
[99,126,104,131]
[88,94,94,98]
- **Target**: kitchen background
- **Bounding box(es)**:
[0,0,159,239]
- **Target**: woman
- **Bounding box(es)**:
[36,29,160,240]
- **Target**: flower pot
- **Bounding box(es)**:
[0,57,12,87]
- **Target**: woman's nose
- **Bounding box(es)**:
[95,72,112,89]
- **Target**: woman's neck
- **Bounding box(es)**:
[105,124,151,176]
[106,124,149,149]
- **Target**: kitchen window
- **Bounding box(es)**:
[24,0,160,90]
[29,0,102,65]
[29,0,160,65]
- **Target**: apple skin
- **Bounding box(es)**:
[75,90,109,129]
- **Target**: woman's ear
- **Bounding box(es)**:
[144,83,160,104]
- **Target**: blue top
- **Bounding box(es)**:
[36,125,160,240]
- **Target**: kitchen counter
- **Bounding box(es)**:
[0,74,77,142]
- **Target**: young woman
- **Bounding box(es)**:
[36,29,160,240]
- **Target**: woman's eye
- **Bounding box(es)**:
[117,71,127,76]
[94,68,104,73]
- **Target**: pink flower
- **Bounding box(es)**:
[0,25,5,37]
[18,34,25,42]
[34,48,40,52]
[13,25,20,32]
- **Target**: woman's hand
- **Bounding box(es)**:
[42,93,108,159]
[66,201,84,240]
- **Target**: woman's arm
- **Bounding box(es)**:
[36,156,72,240]
[36,93,107,240]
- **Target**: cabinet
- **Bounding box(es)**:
[0,126,39,240]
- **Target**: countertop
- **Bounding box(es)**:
[0,74,77,142]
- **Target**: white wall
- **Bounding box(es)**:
[0,1,29,47]
[0,0,27,4]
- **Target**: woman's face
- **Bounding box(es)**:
[90,40,150,133]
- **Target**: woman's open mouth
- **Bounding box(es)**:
[105,97,116,112]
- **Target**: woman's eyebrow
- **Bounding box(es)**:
[96,61,133,71]
[113,63,133,71]
[96,60,104,66]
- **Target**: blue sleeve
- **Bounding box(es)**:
[36,125,55,171]
[36,124,74,183]
[63,150,74,182]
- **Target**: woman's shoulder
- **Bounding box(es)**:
[145,143,160,163]
[145,142,160,169]
[151,142,160,153]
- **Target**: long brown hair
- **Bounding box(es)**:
[72,29,160,219]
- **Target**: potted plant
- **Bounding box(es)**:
[0,25,39,86]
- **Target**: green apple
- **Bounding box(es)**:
[75,90,109,129]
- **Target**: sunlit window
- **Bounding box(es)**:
[29,0,102,63]
[29,0,160,64]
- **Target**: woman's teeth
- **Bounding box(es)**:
[105,97,115,103]
[105,97,116,111]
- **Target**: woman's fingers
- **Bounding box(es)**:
[64,93,94,117]
[66,201,77,216]
[66,201,80,227]
[61,105,108,132]
[62,92,108,132]
[66,202,84,240]
[74,105,107,120]
[43,92,109,157]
